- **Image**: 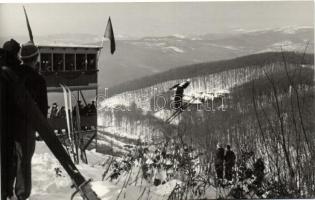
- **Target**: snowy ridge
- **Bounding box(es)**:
[172,34,186,39]
[232,26,313,34]
[256,40,310,53]
[97,64,286,147]
[274,26,313,34]
[163,46,185,53]
[100,64,281,113]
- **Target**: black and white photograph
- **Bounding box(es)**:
[0,1,314,199]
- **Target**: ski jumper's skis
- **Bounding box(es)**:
[1,67,100,200]
[165,98,195,123]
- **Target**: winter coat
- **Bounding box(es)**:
[224,150,236,166]
[215,147,225,167]
[15,64,48,140]
[21,64,48,117]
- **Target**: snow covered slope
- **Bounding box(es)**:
[30,142,217,200]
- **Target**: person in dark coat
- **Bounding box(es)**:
[224,145,236,181]
[90,101,97,114]
[169,79,190,110]
[214,143,225,180]
[1,39,21,200]
[50,103,58,119]
[253,158,265,187]
[14,41,48,200]
[57,106,66,118]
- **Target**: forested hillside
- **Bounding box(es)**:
[97,51,315,198]
[107,52,314,97]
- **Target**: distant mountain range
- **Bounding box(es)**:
[1,26,313,88]
[107,51,314,97]
[99,26,313,88]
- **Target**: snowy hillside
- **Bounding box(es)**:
[98,60,298,139]
[30,142,218,200]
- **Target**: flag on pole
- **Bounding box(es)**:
[23,6,34,44]
[104,17,115,54]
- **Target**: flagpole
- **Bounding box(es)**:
[97,37,105,65]
[23,6,34,44]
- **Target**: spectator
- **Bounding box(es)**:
[253,158,265,187]
[1,38,21,200]
[50,103,58,119]
[14,41,48,200]
[224,144,236,181]
[57,106,66,118]
[214,143,225,180]
[90,101,96,114]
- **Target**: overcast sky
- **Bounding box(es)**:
[0,1,314,39]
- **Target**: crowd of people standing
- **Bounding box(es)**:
[214,144,236,183]
[48,100,96,119]
[104,139,238,191]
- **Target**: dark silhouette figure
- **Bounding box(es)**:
[57,106,66,118]
[169,79,190,110]
[90,101,96,114]
[214,143,225,180]
[253,158,265,187]
[224,145,236,181]
[1,39,21,200]
[50,103,58,119]
[14,42,48,200]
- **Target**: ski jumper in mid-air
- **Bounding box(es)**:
[169,79,191,110]
[166,79,191,123]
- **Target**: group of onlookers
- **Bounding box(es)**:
[214,144,236,182]
[48,100,96,119]
[106,139,239,189]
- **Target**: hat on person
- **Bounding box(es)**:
[20,41,38,59]
[3,39,20,55]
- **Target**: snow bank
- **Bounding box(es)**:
[30,142,199,200]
